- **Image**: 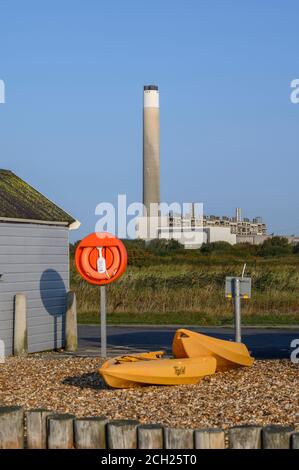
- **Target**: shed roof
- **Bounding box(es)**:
[0,170,76,226]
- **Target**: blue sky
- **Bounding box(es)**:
[0,0,298,240]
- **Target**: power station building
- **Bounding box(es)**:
[136,85,268,248]
[136,206,267,248]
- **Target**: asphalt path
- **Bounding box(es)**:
[78,325,299,359]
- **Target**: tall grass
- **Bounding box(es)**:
[70,242,299,324]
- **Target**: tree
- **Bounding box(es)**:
[293,243,299,254]
[258,236,292,256]
[147,238,184,255]
[200,241,234,254]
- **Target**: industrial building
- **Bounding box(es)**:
[203,208,267,236]
[136,207,267,248]
[136,85,268,248]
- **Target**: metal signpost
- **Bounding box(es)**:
[233,278,241,343]
[75,232,128,359]
[100,286,107,358]
[225,272,251,343]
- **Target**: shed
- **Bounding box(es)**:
[0,170,79,356]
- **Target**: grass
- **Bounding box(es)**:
[71,239,299,326]
[77,311,299,326]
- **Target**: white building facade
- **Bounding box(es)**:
[136,214,237,249]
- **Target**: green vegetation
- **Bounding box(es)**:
[70,238,299,326]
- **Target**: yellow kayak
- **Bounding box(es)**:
[172,329,254,371]
[99,351,217,388]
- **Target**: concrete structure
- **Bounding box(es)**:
[236,234,269,245]
[136,205,267,248]
[203,212,267,236]
[65,291,78,352]
[143,85,160,217]
[13,293,27,356]
[206,226,236,244]
[0,170,79,356]
[136,214,236,248]
[236,207,242,223]
[237,234,299,245]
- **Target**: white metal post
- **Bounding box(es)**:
[234,278,241,343]
[100,285,107,358]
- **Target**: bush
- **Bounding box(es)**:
[293,243,299,254]
[258,236,292,257]
[69,241,80,257]
[123,239,146,250]
[200,241,234,254]
[146,238,184,255]
[231,243,259,257]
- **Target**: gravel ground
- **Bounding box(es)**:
[0,356,298,430]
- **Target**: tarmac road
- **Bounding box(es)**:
[78,324,299,359]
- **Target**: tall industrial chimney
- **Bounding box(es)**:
[236,207,242,223]
[143,85,160,216]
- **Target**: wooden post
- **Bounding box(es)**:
[228,425,262,449]
[164,428,194,449]
[74,417,108,449]
[195,428,225,449]
[0,406,24,449]
[107,420,139,449]
[47,413,75,449]
[65,292,78,352]
[0,338,4,363]
[26,409,52,449]
[291,432,299,449]
[262,425,294,449]
[14,293,27,356]
[138,424,164,449]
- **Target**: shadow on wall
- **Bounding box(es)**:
[40,269,67,349]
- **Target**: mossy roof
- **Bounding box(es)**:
[0,170,75,225]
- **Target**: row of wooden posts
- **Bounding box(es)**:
[0,406,298,449]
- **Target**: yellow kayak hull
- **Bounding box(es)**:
[172,329,254,371]
[99,351,217,388]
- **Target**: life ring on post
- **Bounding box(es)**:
[75,232,127,285]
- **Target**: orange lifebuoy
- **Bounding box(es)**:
[75,232,127,285]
